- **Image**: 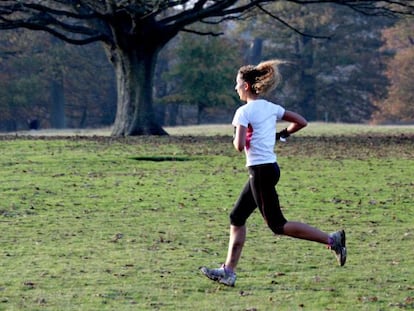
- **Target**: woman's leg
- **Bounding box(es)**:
[224,225,246,271]
[250,164,329,245]
[200,179,255,286]
[249,164,287,234]
[224,178,257,272]
[283,221,330,244]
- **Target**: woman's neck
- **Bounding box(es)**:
[246,96,260,103]
[246,92,259,102]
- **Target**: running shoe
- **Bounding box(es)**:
[200,265,236,287]
[329,230,347,266]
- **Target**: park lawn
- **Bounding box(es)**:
[0,133,413,311]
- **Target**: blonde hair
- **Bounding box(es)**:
[238,59,286,95]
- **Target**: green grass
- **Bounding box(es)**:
[166,122,414,137]
[0,129,413,310]
[8,122,414,137]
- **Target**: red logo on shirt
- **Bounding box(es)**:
[246,124,253,150]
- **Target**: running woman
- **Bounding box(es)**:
[201,60,346,287]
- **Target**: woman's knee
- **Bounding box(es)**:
[229,211,246,227]
[268,219,287,235]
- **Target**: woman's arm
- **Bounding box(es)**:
[281,110,308,135]
[233,125,247,152]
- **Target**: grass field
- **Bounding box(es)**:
[8,122,414,137]
[0,124,413,310]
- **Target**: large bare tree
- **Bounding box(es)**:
[0,1,413,135]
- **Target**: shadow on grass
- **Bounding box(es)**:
[130,156,192,162]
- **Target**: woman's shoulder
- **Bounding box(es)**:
[261,99,284,111]
[243,99,284,113]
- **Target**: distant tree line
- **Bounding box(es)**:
[0,3,412,132]
[372,18,414,124]
[0,30,115,131]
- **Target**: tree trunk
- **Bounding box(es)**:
[297,36,317,121]
[109,44,167,136]
[247,37,263,64]
[166,103,179,126]
[50,75,66,129]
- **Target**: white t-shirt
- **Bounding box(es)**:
[232,99,285,167]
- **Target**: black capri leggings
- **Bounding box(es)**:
[229,162,287,234]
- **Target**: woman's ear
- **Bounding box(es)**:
[244,82,250,92]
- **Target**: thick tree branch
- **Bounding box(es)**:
[0,1,111,45]
[160,0,239,27]
[21,2,98,19]
[2,0,412,46]
[0,18,108,45]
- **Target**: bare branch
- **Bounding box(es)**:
[1,0,413,46]
[181,27,223,36]
[22,2,99,19]
[256,4,331,39]
[287,0,414,15]
[0,1,111,45]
